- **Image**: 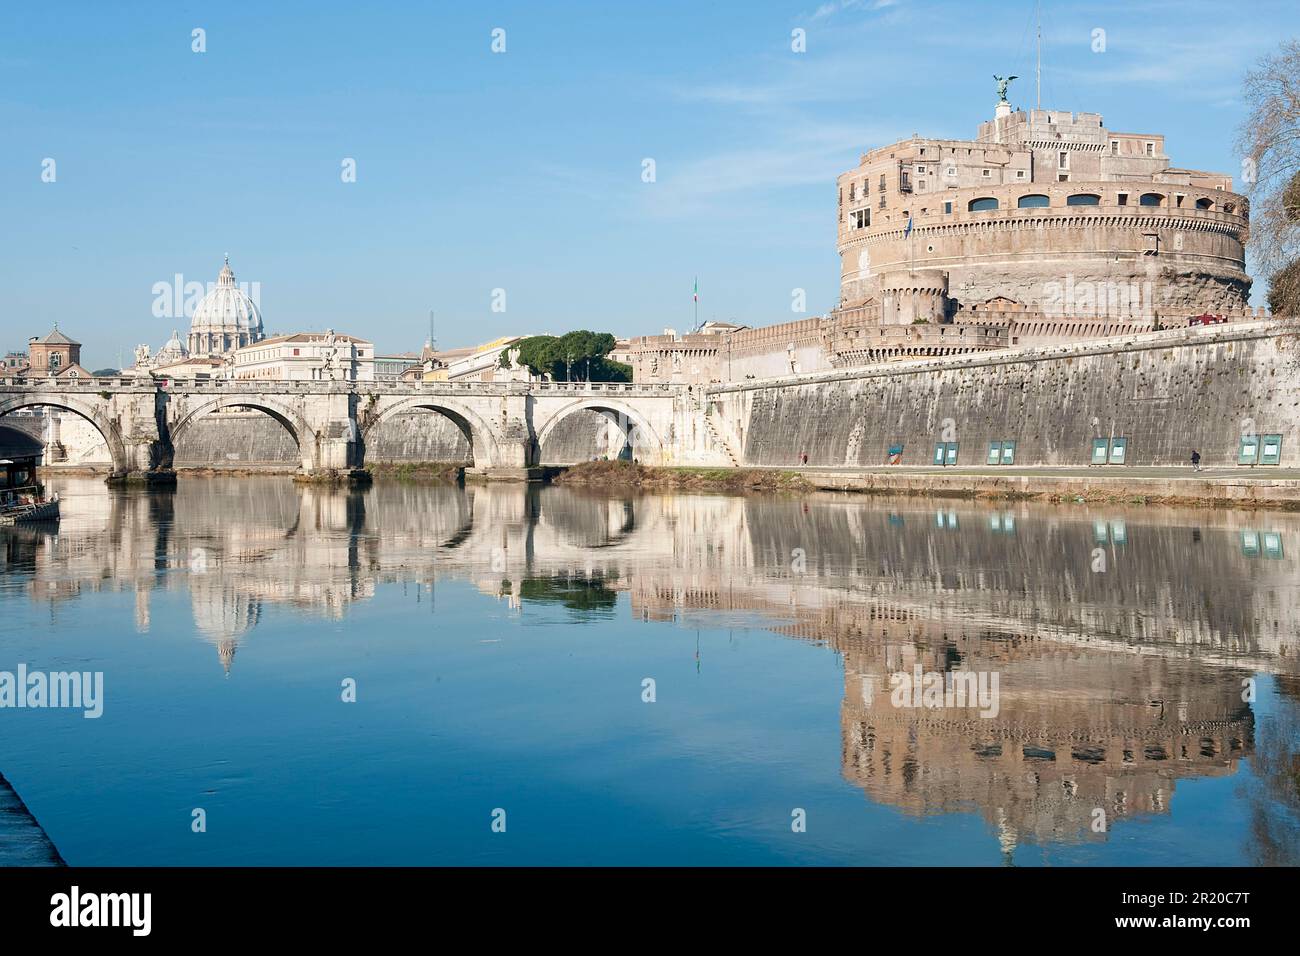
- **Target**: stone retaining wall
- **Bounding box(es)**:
[709,320,1300,470]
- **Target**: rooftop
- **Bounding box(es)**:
[29,324,79,346]
[246,332,373,347]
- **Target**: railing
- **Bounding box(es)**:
[0,376,685,397]
[531,382,677,394]
[0,377,149,389]
[702,315,1300,395]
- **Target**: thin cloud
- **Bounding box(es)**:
[808,0,901,21]
[1053,28,1265,102]
[633,122,891,220]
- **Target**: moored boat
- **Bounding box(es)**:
[0,495,60,526]
[1,425,60,526]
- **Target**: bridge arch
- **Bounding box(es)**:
[0,394,130,476]
[360,396,503,469]
[534,397,665,466]
[168,395,317,471]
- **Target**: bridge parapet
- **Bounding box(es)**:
[700,315,1300,396]
[0,377,686,398]
[0,377,161,391]
[527,382,683,396]
[0,377,710,481]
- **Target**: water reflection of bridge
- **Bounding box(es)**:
[6,477,1298,855]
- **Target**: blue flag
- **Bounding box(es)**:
[904,215,913,238]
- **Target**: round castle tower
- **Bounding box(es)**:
[835,99,1250,325]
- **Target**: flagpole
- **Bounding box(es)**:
[1036,0,1042,111]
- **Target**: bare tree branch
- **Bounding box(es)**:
[1236,39,1300,282]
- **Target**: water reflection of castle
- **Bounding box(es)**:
[837,622,1251,854]
[6,478,1297,853]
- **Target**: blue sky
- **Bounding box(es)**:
[3,0,1295,365]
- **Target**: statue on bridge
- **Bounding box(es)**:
[321,329,339,382]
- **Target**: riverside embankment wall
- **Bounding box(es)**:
[708,319,1300,469]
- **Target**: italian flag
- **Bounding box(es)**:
[693,277,698,303]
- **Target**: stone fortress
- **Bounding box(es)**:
[627,83,1261,384]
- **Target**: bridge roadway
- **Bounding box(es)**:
[0,377,722,481]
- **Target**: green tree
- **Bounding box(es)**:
[508,331,626,381]
[513,336,563,378]
[588,356,632,382]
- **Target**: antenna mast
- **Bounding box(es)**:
[1036,1,1042,109]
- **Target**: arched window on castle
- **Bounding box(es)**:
[968,197,998,212]
[1017,194,1050,208]
[1140,193,1164,206]
[1195,197,1214,210]
[1066,193,1101,206]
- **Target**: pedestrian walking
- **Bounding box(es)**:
[1191,450,1202,472]
[800,451,808,466]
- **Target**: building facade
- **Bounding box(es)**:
[24,326,93,378]
[230,331,375,382]
[374,353,421,382]
[415,336,538,383]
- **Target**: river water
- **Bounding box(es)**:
[1,476,1297,866]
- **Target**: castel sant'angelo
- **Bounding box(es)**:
[628,80,1260,383]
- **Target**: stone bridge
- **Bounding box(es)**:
[14,320,1288,481]
[0,377,736,480]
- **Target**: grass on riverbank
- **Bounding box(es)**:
[554,459,812,492]
[365,462,464,483]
